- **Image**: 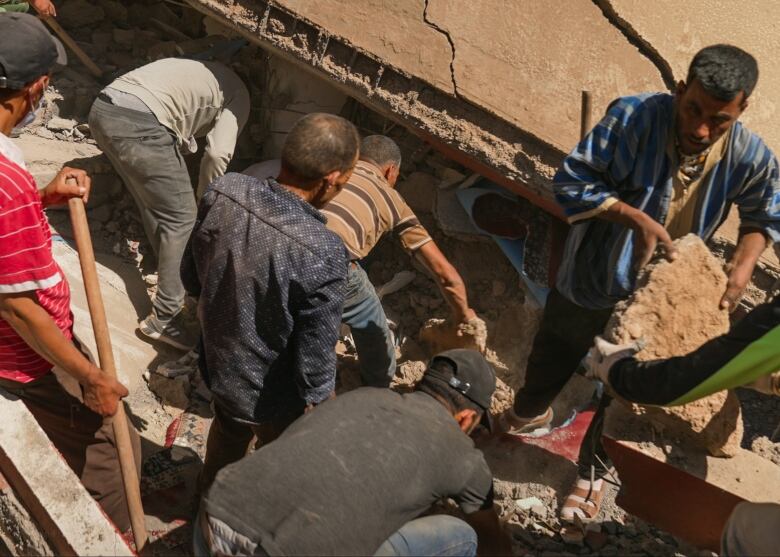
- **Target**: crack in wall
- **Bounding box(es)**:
[422,0,460,98]
[592,0,677,92]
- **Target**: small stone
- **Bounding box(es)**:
[59,0,105,27]
[492,280,506,297]
[515,496,545,511]
[603,521,618,535]
[35,127,55,140]
[530,504,547,518]
[47,117,77,132]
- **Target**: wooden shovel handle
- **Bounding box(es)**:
[67,198,147,550]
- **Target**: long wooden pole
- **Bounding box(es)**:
[43,16,103,79]
[580,90,593,140]
[67,198,147,551]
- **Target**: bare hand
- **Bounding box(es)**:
[42,167,91,206]
[82,368,128,417]
[720,260,752,312]
[632,215,677,270]
[31,0,56,17]
[455,314,487,354]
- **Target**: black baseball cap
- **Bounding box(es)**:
[424,349,496,431]
[0,12,67,90]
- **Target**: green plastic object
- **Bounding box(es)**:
[670,325,780,405]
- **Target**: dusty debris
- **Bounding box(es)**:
[604,234,742,456]
[419,315,488,355]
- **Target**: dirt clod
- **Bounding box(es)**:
[604,234,742,456]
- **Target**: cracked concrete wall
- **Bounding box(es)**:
[424,0,666,149]
[277,0,455,94]
[276,0,667,150]
[274,0,780,155]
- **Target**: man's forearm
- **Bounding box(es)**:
[0,292,98,385]
[721,229,768,310]
[731,229,767,271]
[414,242,473,322]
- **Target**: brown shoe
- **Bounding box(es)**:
[498,407,553,435]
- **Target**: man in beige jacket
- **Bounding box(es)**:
[89,58,249,350]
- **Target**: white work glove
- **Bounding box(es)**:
[746,371,780,396]
[583,336,643,385]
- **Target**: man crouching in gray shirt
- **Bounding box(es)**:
[194,349,512,557]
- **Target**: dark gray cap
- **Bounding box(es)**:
[424,349,496,429]
[0,12,67,90]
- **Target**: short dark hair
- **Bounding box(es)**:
[687,44,758,101]
[360,135,402,169]
[281,113,359,181]
[417,375,483,417]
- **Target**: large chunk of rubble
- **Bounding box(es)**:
[604,234,742,456]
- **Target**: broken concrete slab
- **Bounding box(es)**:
[53,242,174,391]
[0,392,134,556]
[604,234,742,456]
[424,0,666,149]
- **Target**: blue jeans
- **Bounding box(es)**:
[374,515,478,556]
[342,264,396,387]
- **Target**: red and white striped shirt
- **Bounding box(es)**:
[0,146,73,383]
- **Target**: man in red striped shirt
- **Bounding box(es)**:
[0,13,138,532]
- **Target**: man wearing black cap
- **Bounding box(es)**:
[194,349,511,557]
[0,13,138,532]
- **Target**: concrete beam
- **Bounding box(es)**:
[0,392,134,556]
[184,0,567,219]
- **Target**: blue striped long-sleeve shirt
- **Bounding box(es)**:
[554,93,780,310]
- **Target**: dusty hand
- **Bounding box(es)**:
[82,367,128,417]
[632,214,677,270]
[456,313,487,353]
[583,336,643,384]
[31,0,56,17]
[42,167,91,206]
[720,260,752,312]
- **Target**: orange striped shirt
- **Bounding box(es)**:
[321,161,431,259]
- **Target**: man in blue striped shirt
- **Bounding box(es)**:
[500,44,780,524]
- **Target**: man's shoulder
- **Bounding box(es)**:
[606,92,672,124]
[728,122,778,167]
[0,154,38,211]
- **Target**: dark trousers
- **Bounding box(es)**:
[513,288,614,479]
[199,404,302,492]
[88,98,197,320]
[0,373,142,532]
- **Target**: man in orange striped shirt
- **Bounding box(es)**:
[246,135,480,387]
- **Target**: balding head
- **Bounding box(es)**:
[281,113,359,183]
[279,113,359,208]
